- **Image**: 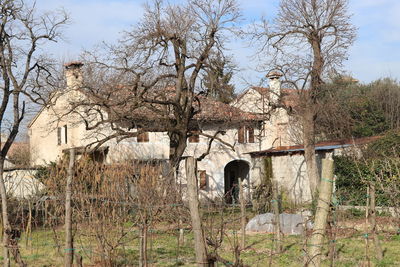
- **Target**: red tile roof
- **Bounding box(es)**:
[96,86,265,124]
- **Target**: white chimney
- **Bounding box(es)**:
[64,61,83,90]
[266,71,283,105]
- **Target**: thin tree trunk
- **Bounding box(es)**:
[370,183,383,261]
[65,148,75,267]
[25,200,32,247]
[139,225,148,267]
[239,179,246,250]
[272,181,282,253]
[0,162,11,267]
[185,157,209,267]
[179,218,185,245]
[307,159,334,267]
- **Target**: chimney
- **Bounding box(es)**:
[64,61,84,90]
[266,70,283,105]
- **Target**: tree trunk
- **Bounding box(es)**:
[65,149,75,267]
[185,157,209,267]
[307,159,334,267]
[139,225,148,267]
[304,37,324,200]
[169,130,188,175]
[0,159,26,266]
[370,183,383,261]
[303,110,319,199]
[0,162,11,267]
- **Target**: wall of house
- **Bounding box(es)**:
[29,89,115,165]
[29,92,72,165]
[4,169,44,198]
[30,96,263,200]
[175,126,261,200]
[106,132,170,162]
[251,151,328,204]
[232,88,292,149]
[233,89,265,114]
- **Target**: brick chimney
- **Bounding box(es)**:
[266,70,283,105]
[64,61,83,90]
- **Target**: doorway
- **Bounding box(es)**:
[224,160,249,204]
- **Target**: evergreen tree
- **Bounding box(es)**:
[202,54,235,103]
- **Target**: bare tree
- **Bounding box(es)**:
[251,0,356,196]
[0,1,68,265]
[78,0,241,172]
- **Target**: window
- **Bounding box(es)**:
[57,127,61,145]
[137,131,149,143]
[238,126,255,144]
[248,127,254,143]
[198,170,207,190]
[188,131,200,143]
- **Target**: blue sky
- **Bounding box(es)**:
[35,0,400,91]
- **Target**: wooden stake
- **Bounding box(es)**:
[239,179,246,250]
[307,159,334,267]
[370,183,383,261]
[272,181,282,253]
[365,185,370,267]
[65,148,75,267]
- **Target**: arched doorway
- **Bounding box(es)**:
[224,160,250,204]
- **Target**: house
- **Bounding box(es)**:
[27,62,302,203]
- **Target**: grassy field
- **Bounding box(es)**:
[3,225,400,267]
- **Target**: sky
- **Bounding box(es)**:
[33,0,400,91]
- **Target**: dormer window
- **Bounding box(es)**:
[238,126,255,144]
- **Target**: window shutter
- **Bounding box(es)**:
[238,126,245,143]
[64,125,68,144]
[198,170,207,190]
[137,132,149,143]
[189,131,200,143]
[57,127,61,145]
[248,127,254,143]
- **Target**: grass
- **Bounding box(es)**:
[2,225,400,267]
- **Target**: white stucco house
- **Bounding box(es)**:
[29,62,325,203]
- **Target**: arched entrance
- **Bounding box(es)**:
[224,160,250,204]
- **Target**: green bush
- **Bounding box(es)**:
[334,131,400,207]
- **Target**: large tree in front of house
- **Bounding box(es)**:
[251,0,356,196]
[80,0,241,172]
[0,1,68,266]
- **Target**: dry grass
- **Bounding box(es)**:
[3,220,400,267]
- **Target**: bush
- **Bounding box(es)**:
[334,131,400,207]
